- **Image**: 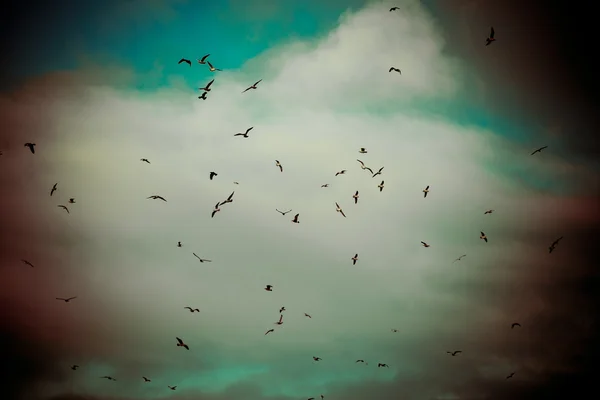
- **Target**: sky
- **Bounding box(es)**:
[0,1,598,400]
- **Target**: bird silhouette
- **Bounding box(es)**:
[447,351,462,356]
[372,166,384,178]
[147,195,167,201]
[378,180,385,192]
[24,143,36,153]
[199,79,214,92]
[313,356,322,362]
[207,61,222,72]
[178,58,191,66]
[71,365,79,370]
[484,209,494,214]
[184,307,200,312]
[378,363,389,368]
[68,198,76,204]
[209,171,218,180]
[511,322,521,329]
[279,306,286,313]
[143,376,151,382]
[485,27,496,46]
[242,79,263,93]
[304,313,312,318]
[453,254,467,263]
[21,259,35,268]
[234,127,253,138]
[265,285,273,291]
[177,241,182,247]
[276,209,292,215]
[197,54,210,64]
[549,236,563,253]
[168,385,177,390]
[531,145,548,155]
[421,241,430,248]
[57,205,69,214]
[335,202,346,218]
[193,253,211,263]
[275,159,283,172]
[140,158,150,163]
[101,376,116,381]
[480,231,488,242]
[56,297,77,302]
[291,213,300,223]
[176,337,189,350]
[423,185,430,197]
[353,191,359,204]
[265,328,275,335]
[335,170,346,176]
[506,372,515,379]
[351,253,359,265]
[389,6,399,11]
[389,67,401,74]
[198,92,208,100]
[50,183,58,196]
[357,159,373,174]
[359,147,367,153]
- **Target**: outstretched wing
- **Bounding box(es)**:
[490,27,495,38]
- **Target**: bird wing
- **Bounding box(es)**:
[227,192,235,201]
[242,87,251,93]
[340,209,346,218]
[278,315,283,323]
[200,54,210,62]
[389,67,394,72]
[357,159,365,166]
[67,297,76,300]
[377,167,384,173]
[21,259,34,267]
[246,127,254,133]
[365,167,373,174]
[207,61,214,68]
[176,337,183,344]
[206,79,214,88]
[490,27,495,38]
[254,79,262,86]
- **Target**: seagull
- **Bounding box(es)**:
[485,27,496,46]
[484,209,494,214]
[242,79,263,93]
[199,79,214,92]
[531,146,548,155]
[335,170,346,176]
[321,184,329,188]
[193,253,212,263]
[265,285,273,291]
[50,183,58,196]
[423,185,430,198]
[234,127,253,138]
[391,329,398,332]
[211,202,221,218]
[313,357,322,362]
[506,372,515,380]
[359,148,367,154]
[197,54,210,64]
[372,167,384,178]
[276,209,292,215]
[480,231,488,242]
[177,241,182,247]
[21,259,35,268]
[71,365,79,370]
[549,236,563,253]
[304,313,312,318]
[353,191,359,204]
[56,296,77,302]
[147,195,167,201]
[220,191,235,206]
[207,61,222,72]
[143,377,151,382]
[356,359,366,363]
[335,202,346,218]
[168,386,177,390]
[57,205,69,213]
[389,67,401,74]
[275,315,284,325]
[453,254,467,263]
[176,337,189,350]
[140,158,150,163]
[209,172,218,180]
[68,198,75,203]
[101,376,116,381]
[279,306,286,313]
[390,6,399,11]
[357,159,373,173]
[292,213,300,223]
[265,328,275,335]
[511,322,521,329]
[447,351,462,356]
[421,241,430,248]
[184,307,200,312]
[274,160,284,172]
[198,92,208,100]
[351,253,359,265]
[378,363,389,368]
[24,143,36,153]
[377,180,385,192]
[178,58,191,66]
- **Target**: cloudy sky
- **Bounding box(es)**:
[1,1,598,400]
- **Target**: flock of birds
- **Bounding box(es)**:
[3,5,567,400]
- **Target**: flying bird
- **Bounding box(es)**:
[378,363,389,368]
[209,171,218,180]
[291,213,300,223]
[377,180,385,192]
[357,159,373,173]
[321,184,329,188]
[353,191,359,204]
[423,185,430,197]
[24,143,36,153]
[147,195,167,201]
[50,183,58,196]
[279,306,286,313]
[71,365,79,370]
[335,170,346,176]
[199,79,214,92]
[276,209,292,215]
[359,147,367,153]
[453,254,467,263]
[356,359,366,363]
[275,314,284,325]
[242,79,263,93]
[140,158,150,163]
[480,231,488,242]
[485,27,496,46]
[56,296,77,302]
[351,253,359,265]
[372,167,384,178]
[184,307,200,312]
[506,372,515,380]
[68,198,75,203]
[178,58,191,66]
[265,329,274,335]
[275,160,283,172]
[265,285,273,291]
[531,145,548,155]
[143,377,151,382]
[447,351,462,356]
[391,329,398,332]
[168,386,177,390]
[549,236,563,253]
[207,61,222,72]
[313,357,322,362]
[484,209,494,214]
[193,253,212,263]
[421,241,430,248]
[211,202,221,218]
[198,92,208,100]
[197,54,210,64]
[21,259,35,268]
[335,202,346,218]
[177,241,182,247]
[389,67,401,74]
[234,127,253,138]
[220,191,235,205]
[511,323,521,329]
[304,313,312,318]
[390,6,399,11]
[101,376,116,381]
[176,337,189,350]
[57,205,69,214]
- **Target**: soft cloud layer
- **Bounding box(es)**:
[1,1,597,400]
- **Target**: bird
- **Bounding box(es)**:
[549,236,563,253]
[321,184,329,188]
[199,79,214,92]
[313,357,322,362]
[291,213,300,223]
[275,159,283,172]
[50,183,58,196]
[372,167,384,178]
[531,145,548,155]
[485,27,496,46]
[335,202,346,218]
[209,171,218,180]
[335,170,346,176]
[421,241,430,248]
[220,191,235,206]
[276,209,292,215]
[377,180,385,192]
[390,6,399,11]
[357,159,374,173]
[233,181,239,185]
[265,285,273,291]
[101,376,116,381]
[57,205,69,214]
[359,147,367,153]
[21,259,35,268]
[511,322,521,329]
[71,365,79,370]
[389,67,401,74]
[447,351,462,356]
[168,386,177,390]
[234,127,253,138]
[147,195,167,201]
[391,329,398,332]
[275,315,284,325]
[140,158,150,163]
[480,231,488,242]
[484,209,494,214]
[506,372,515,380]
[24,143,36,153]
[242,79,263,93]
[279,306,286,313]
[265,329,274,335]
[453,254,467,263]
[211,202,221,218]
[56,296,77,302]
[68,198,76,204]
[197,54,210,64]
[177,241,182,247]
[378,363,389,368]
[353,191,359,204]
[178,58,191,66]
[351,253,359,265]
[423,185,430,197]
[198,92,208,100]
[176,337,189,350]
[184,307,200,312]
[304,313,312,318]
[142,377,151,382]
[207,61,222,72]
[193,253,212,263]
[356,359,366,363]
